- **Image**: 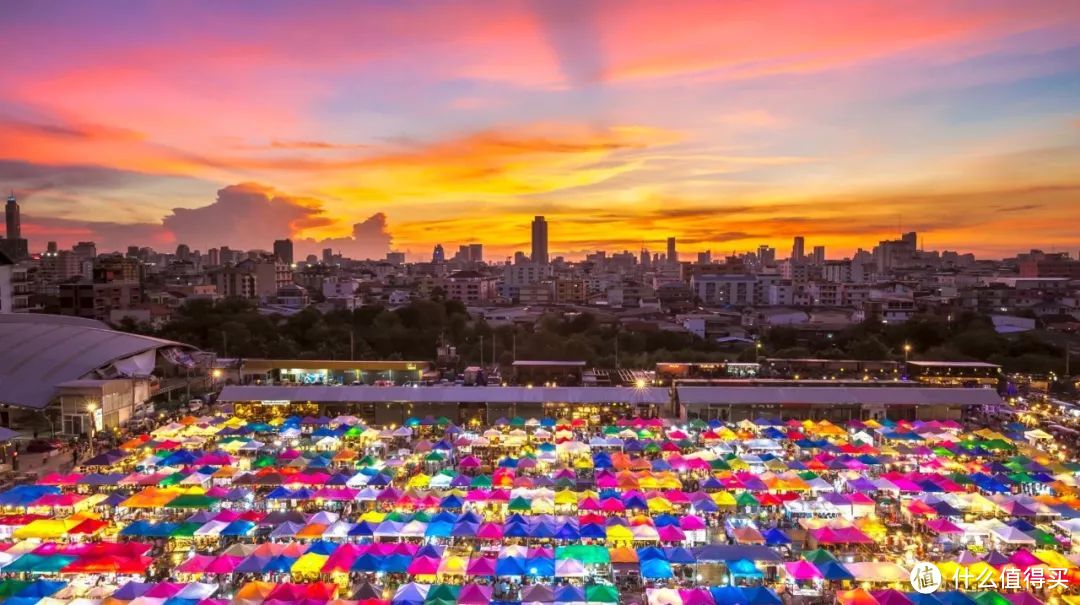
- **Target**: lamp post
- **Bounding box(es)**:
[903,343,912,362]
[85,402,98,443]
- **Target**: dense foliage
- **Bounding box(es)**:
[760,311,1071,375]
[125,300,1071,376]
[135,298,730,367]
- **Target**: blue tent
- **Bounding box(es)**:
[523,558,554,577]
[220,520,255,537]
[640,558,673,579]
[710,586,748,605]
[495,556,527,576]
[762,528,791,545]
[815,560,854,581]
[743,587,782,605]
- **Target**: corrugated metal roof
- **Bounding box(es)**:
[675,386,1001,406]
[218,384,1000,407]
[0,314,191,409]
[219,385,671,405]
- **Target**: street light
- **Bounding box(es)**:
[904,343,912,362]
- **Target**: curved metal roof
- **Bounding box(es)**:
[0,314,192,409]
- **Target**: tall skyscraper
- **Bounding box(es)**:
[273,239,294,265]
[531,216,549,264]
[432,244,445,263]
[792,236,805,264]
[5,192,20,240]
[176,244,191,262]
[0,192,28,260]
[812,245,825,265]
[666,237,677,264]
[207,247,220,266]
[468,243,483,263]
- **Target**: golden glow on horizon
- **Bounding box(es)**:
[1,0,1078,257]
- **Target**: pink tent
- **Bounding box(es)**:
[785,560,823,580]
[925,518,964,534]
[1009,549,1044,570]
[459,584,493,605]
[466,556,497,576]
[178,555,214,573]
[657,526,686,541]
[145,582,186,598]
[206,555,242,574]
[407,556,442,575]
[680,588,716,605]
[680,515,707,531]
[477,522,504,540]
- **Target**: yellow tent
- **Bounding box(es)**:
[407,474,430,488]
[647,497,673,513]
[555,489,579,505]
[360,511,386,523]
[712,491,737,507]
[13,518,82,539]
[1033,549,1074,569]
[438,555,468,576]
[606,525,633,542]
[291,553,329,575]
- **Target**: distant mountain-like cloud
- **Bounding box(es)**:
[22,182,393,259]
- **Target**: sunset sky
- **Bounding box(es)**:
[1,0,1078,260]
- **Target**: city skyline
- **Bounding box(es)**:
[2,1,1079,259]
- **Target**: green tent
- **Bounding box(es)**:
[801,548,838,564]
[584,584,620,603]
[971,592,1011,605]
[709,459,731,471]
[508,496,532,512]
[165,494,220,509]
[556,545,610,564]
[412,511,433,523]
[170,521,204,537]
[436,417,452,427]
[4,554,78,573]
[424,452,445,462]
[253,455,276,468]
[689,419,707,429]
[470,475,493,488]
[735,492,759,508]
[158,472,189,487]
[426,584,460,604]
[1027,528,1059,546]
[385,511,409,522]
